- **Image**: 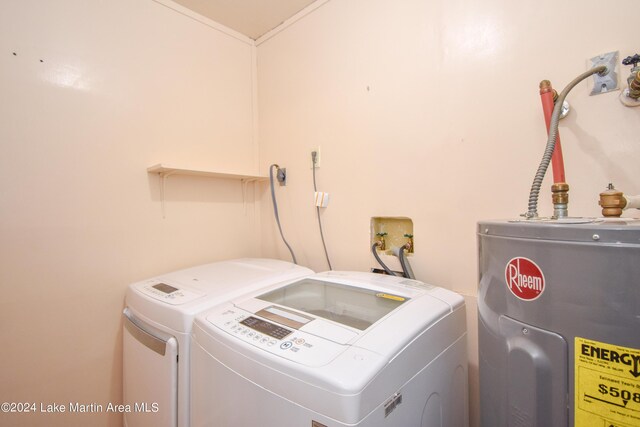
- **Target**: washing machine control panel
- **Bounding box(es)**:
[138,280,204,305]
[208,308,346,367]
[240,316,293,340]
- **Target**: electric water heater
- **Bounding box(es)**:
[478,219,640,427]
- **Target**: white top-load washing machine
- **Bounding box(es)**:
[191,271,468,427]
[122,258,312,427]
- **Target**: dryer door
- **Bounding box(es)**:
[123,308,178,427]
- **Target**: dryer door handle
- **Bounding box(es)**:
[123,308,172,356]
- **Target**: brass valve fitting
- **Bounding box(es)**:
[599,184,627,217]
[375,232,387,251]
[539,80,552,93]
[551,182,569,218]
[551,182,569,204]
[403,234,414,254]
[539,80,560,101]
[629,70,640,99]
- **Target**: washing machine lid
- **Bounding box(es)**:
[125,258,313,333]
[256,277,408,331]
[232,271,461,354]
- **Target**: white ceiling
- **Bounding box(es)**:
[172,0,320,40]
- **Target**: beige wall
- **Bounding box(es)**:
[0,1,259,426]
[256,0,640,425]
[2,0,640,426]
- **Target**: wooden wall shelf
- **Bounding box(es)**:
[147,164,268,218]
[147,164,268,182]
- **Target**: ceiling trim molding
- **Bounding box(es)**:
[255,0,332,46]
[152,0,255,45]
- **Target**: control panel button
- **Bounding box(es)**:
[240,316,292,340]
[141,282,203,305]
[280,341,293,350]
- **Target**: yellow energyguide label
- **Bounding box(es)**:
[575,337,640,427]
[375,293,405,302]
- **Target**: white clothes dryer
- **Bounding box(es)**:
[122,258,312,427]
[191,271,468,427]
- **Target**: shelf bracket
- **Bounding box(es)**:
[157,171,177,219]
[241,179,248,214]
[146,164,268,219]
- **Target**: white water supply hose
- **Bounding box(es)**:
[624,195,640,210]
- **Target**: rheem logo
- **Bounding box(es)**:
[505,257,545,301]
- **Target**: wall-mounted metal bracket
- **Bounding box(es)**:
[589,51,619,95]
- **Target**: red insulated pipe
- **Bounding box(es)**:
[539,80,566,183]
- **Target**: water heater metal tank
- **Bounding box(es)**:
[478,219,640,427]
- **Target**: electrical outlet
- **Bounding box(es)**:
[310,147,321,169]
[589,51,619,95]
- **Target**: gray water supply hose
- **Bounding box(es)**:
[269,164,297,264]
[371,243,398,276]
[394,246,415,280]
[525,65,609,218]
